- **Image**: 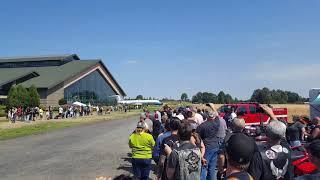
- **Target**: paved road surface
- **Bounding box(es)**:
[0,117,146,180]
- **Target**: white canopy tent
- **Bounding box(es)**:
[72,101,87,107]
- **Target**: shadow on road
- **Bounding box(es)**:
[117,153,157,176]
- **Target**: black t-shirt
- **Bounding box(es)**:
[248,140,293,180]
[167,142,198,180]
[160,134,180,156]
[153,119,163,139]
[286,121,305,141]
[226,171,253,180]
[196,119,220,150]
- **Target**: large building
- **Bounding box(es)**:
[0,54,126,106]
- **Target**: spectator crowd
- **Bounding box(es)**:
[127,104,320,180]
[6,104,121,123]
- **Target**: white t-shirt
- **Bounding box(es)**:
[176,114,185,120]
[59,107,63,114]
[195,113,204,125]
[231,112,237,119]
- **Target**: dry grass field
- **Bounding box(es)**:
[164,102,309,123]
[271,104,309,123]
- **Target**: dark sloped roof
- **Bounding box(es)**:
[0,60,99,89]
[0,54,80,63]
[0,70,39,86]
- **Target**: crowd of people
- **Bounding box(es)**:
[128,104,320,180]
[6,104,120,123]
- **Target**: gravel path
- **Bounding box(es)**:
[0,116,144,180]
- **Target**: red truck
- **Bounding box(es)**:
[218,102,288,126]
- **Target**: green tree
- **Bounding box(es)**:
[16,85,29,108]
[29,85,40,107]
[58,98,67,105]
[218,91,226,104]
[286,91,301,103]
[136,95,143,100]
[6,85,18,108]
[192,92,203,103]
[251,87,272,104]
[225,94,233,104]
[181,93,188,101]
[202,92,216,103]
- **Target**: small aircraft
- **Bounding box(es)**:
[110,95,162,105]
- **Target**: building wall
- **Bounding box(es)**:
[44,83,64,107]
[40,63,124,107]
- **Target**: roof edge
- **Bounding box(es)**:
[98,60,126,96]
[0,71,39,87]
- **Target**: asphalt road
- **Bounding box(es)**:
[0,116,143,180]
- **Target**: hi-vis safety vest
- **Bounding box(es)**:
[174,147,201,180]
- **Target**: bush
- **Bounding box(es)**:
[58,98,67,105]
[0,111,6,117]
[0,105,6,110]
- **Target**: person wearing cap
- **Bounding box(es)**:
[224,133,255,180]
[129,122,155,180]
[248,120,293,180]
[295,139,320,180]
[196,105,221,180]
[217,118,247,178]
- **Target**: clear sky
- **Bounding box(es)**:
[1,1,319,100]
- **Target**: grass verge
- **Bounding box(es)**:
[0,110,140,141]
[0,122,78,140]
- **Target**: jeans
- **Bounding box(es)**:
[290,140,301,147]
[132,158,152,180]
[201,147,219,180]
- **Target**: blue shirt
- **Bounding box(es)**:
[153,131,171,157]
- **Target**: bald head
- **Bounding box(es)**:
[232,118,246,132]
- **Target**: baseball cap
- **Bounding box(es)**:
[136,122,145,129]
[225,133,255,164]
[305,139,320,158]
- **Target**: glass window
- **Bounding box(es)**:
[237,106,247,114]
[64,70,117,105]
[249,105,256,114]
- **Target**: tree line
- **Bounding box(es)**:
[188,91,239,104]
[250,87,307,104]
[181,87,307,104]
[6,85,40,109]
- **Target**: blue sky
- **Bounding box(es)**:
[1,1,319,99]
